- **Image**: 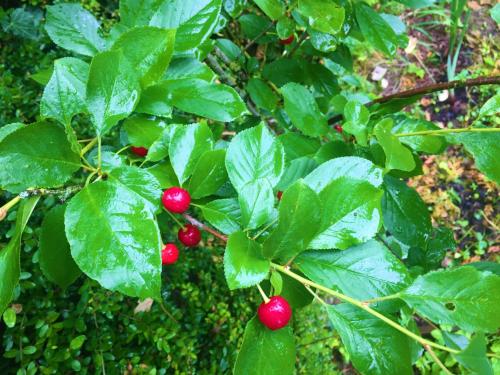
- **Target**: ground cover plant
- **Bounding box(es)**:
[1,0,499,373]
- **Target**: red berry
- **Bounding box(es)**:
[131,146,148,157]
[178,225,201,247]
[162,187,191,213]
[161,243,179,265]
[277,191,283,200]
[333,125,343,133]
[258,296,292,330]
[279,35,295,45]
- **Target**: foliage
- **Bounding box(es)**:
[1,0,499,374]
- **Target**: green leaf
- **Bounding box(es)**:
[262,181,321,261]
[146,161,178,188]
[392,115,446,154]
[0,197,39,315]
[108,166,162,213]
[0,123,24,143]
[296,240,411,300]
[270,271,283,295]
[454,333,493,375]
[224,231,270,290]
[111,26,176,87]
[374,118,416,172]
[276,157,318,191]
[401,266,500,332]
[119,0,162,27]
[39,204,81,289]
[146,126,178,162]
[354,3,398,57]
[309,178,382,249]
[343,100,369,146]
[281,83,329,137]
[239,179,275,230]
[40,57,89,126]
[226,124,285,191]
[278,133,321,161]
[298,0,345,35]
[0,122,81,193]
[188,149,228,199]
[150,0,222,52]
[135,83,173,117]
[86,50,141,136]
[478,93,500,117]
[45,4,106,56]
[276,17,295,39]
[69,335,86,351]
[326,304,412,375]
[2,308,16,328]
[169,123,214,185]
[382,175,432,248]
[453,130,500,185]
[165,79,247,122]
[246,78,279,112]
[65,181,162,300]
[253,0,284,20]
[122,115,167,148]
[491,3,500,24]
[234,316,295,375]
[166,57,216,82]
[201,198,241,235]
[304,156,383,193]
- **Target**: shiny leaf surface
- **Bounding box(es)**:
[201,198,241,235]
[374,118,416,172]
[239,179,275,230]
[188,149,228,199]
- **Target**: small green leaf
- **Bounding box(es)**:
[239,179,275,230]
[234,316,295,375]
[45,4,106,56]
[296,240,411,300]
[454,333,493,375]
[166,57,216,82]
[253,0,284,20]
[282,83,329,137]
[276,17,295,39]
[343,100,369,146]
[0,122,81,193]
[201,198,242,235]
[224,231,270,290]
[0,123,24,143]
[262,180,321,261]
[70,335,86,350]
[146,161,178,189]
[298,0,345,35]
[354,3,398,56]
[226,124,285,191]
[276,157,318,191]
[188,149,228,199]
[401,266,500,332]
[150,0,222,52]
[326,304,412,375]
[309,178,382,250]
[135,83,173,117]
[374,118,416,172]
[392,115,446,154]
[169,123,214,185]
[478,93,500,117]
[270,272,283,295]
[65,181,162,300]
[278,133,321,161]
[2,308,16,328]
[0,198,39,315]
[166,79,247,122]
[382,175,432,248]
[304,156,383,193]
[40,57,89,126]
[246,78,279,112]
[86,50,141,136]
[111,26,176,87]
[123,115,167,148]
[39,204,81,289]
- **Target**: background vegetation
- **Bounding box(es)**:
[1,0,498,373]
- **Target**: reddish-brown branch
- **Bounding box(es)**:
[327,75,500,124]
[182,213,228,242]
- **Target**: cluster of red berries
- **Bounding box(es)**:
[160,187,201,266]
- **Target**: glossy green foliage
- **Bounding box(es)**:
[39,204,81,289]
[188,149,228,198]
[224,231,270,289]
[298,0,345,35]
[234,316,295,375]
[326,304,412,375]
[374,118,416,172]
[201,198,242,234]
[0,122,80,193]
[65,181,162,299]
[401,266,500,332]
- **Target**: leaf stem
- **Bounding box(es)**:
[362,293,401,304]
[80,137,98,156]
[181,213,228,242]
[304,285,327,306]
[424,344,454,375]
[251,218,278,240]
[270,263,460,355]
[395,127,499,138]
[164,209,185,228]
[0,195,21,221]
[97,136,102,173]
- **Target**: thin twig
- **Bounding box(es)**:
[424,344,454,375]
[285,31,308,58]
[244,21,276,51]
[181,213,228,242]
